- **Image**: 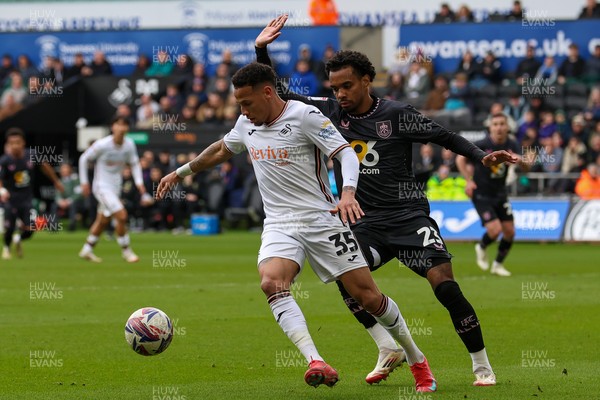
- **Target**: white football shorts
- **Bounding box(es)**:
[257,212,367,283]
[93,187,124,217]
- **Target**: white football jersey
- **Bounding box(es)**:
[224,100,350,224]
[79,135,142,193]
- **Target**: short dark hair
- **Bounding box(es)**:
[111,115,131,126]
[491,113,508,121]
[231,62,276,89]
[326,50,377,82]
[5,127,25,140]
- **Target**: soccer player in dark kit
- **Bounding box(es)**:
[255,15,517,387]
[456,113,525,277]
[0,128,64,259]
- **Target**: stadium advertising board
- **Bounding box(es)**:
[399,20,600,73]
[0,27,339,77]
[430,200,572,241]
[0,0,580,30]
[563,200,600,242]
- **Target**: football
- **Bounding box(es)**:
[124,307,173,356]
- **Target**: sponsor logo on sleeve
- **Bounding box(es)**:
[318,120,337,141]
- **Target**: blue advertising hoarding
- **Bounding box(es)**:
[0,26,339,77]
[400,20,600,74]
[429,199,571,241]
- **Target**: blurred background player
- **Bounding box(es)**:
[78,116,148,263]
[0,127,64,259]
[457,113,527,276]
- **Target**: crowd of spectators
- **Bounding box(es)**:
[432,0,600,22]
[386,38,600,198]
[2,1,600,231]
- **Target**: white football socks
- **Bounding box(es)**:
[372,296,424,365]
[268,292,323,363]
[83,234,99,253]
[367,323,399,361]
[470,348,493,375]
[117,234,131,250]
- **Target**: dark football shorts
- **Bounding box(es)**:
[472,194,514,226]
[350,213,452,278]
[4,200,33,231]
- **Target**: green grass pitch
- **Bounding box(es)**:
[1,231,598,399]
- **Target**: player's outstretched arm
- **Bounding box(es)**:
[456,155,476,198]
[481,151,518,167]
[155,139,233,200]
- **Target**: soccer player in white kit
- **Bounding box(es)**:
[78,116,148,263]
[156,63,437,391]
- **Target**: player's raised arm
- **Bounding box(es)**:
[254,15,336,115]
[155,139,233,200]
[255,14,288,52]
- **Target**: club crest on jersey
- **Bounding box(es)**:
[376,120,392,139]
[278,123,292,137]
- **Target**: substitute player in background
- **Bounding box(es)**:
[456,113,525,277]
[0,127,64,259]
[78,116,149,263]
[255,15,517,386]
[156,62,437,392]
